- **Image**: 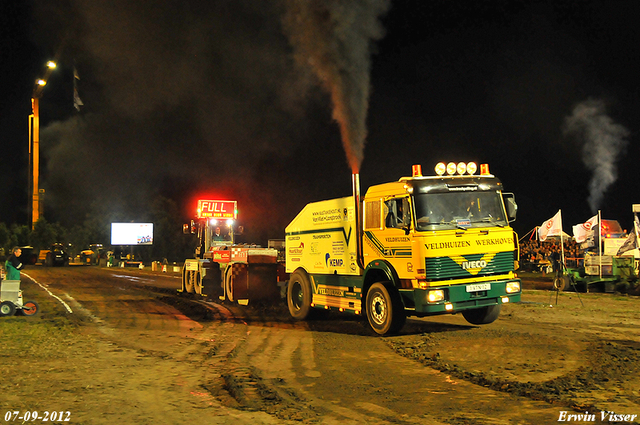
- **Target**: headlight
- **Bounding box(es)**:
[427,290,445,303]
[506,281,521,293]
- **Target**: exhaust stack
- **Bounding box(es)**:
[352,173,365,271]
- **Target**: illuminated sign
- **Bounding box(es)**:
[111,223,153,245]
[212,250,231,263]
[197,200,237,219]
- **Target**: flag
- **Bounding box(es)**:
[572,215,598,243]
[617,214,640,256]
[73,88,83,111]
[616,232,637,256]
[538,210,563,241]
[73,66,83,111]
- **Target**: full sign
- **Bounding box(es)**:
[197,200,237,219]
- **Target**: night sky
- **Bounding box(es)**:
[2,0,639,244]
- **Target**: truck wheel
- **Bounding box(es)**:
[183,268,194,293]
[365,282,406,335]
[462,304,502,325]
[287,270,312,320]
[224,266,234,302]
[0,301,16,317]
[194,272,202,295]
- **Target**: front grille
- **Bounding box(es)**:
[425,251,514,280]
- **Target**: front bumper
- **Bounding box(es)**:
[401,278,521,316]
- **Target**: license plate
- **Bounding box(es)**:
[466,283,491,292]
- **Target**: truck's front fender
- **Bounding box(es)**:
[363,259,400,290]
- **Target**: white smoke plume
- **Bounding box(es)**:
[563,99,629,213]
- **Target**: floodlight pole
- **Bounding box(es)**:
[29,61,56,230]
[30,97,41,229]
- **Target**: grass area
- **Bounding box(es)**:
[0,279,81,357]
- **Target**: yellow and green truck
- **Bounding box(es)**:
[285,162,521,335]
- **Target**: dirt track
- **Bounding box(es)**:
[1,266,639,424]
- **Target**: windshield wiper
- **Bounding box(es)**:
[478,215,504,227]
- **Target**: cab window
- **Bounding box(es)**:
[384,198,410,229]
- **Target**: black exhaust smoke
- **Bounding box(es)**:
[284,0,389,270]
[283,0,390,174]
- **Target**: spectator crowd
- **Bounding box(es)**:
[520,238,585,273]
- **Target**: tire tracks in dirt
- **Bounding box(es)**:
[22,267,617,424]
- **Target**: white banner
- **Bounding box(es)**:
[538,210,563,242]
[572,215,598,243]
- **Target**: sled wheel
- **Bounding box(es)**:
[287,269,312,320]
[365,282,406,335]
[0,301,16,317]
[21,301,39,316]
[462,304,502,325]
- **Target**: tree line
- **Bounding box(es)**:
[0,196,196,264]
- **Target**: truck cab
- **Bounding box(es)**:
[362,163,521,321]
[285,162,521,335]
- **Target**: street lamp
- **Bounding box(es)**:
[29,60,56,229]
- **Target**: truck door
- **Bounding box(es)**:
[379,197,413,279]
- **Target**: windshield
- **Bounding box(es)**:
[414,191,507,231]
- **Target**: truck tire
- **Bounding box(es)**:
[194,272,202,295]
[183,268,194,293]
[224,266,234,302]
[287,269,312,320]
[462,304,502,325]
[365,282,406,335]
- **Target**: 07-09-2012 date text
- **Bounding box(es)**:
[3,411,71,422]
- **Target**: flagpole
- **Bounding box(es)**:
[634,211,640,277]
[598,210,602,283]
[560,210,565,267]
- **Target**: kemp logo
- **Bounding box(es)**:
[325,253,344,268]
[451,253,496,275]
[288,242,304,256]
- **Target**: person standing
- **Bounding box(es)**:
[5,247,24,280]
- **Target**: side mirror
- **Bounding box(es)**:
[183,220,197,234]
[502,193,517,222]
